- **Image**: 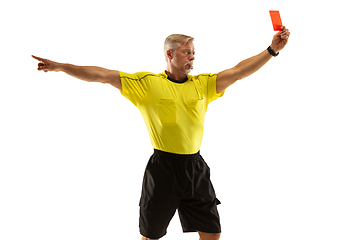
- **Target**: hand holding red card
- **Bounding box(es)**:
[269,23,290,54]
[269,11,282,31]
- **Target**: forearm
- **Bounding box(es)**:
[216,27,290,93]
[234,49,273,80]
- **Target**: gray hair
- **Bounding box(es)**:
[164,34,194,61]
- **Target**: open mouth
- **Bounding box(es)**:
[185,62,193,70]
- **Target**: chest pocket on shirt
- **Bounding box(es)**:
[157,99,177,125]
[185,99,204,126]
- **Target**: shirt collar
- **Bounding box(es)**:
[164,70,188,83]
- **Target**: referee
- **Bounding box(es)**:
[32,26,290,240]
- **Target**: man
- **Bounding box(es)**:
[32,26,290,240]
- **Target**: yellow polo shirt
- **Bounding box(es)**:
[119,71,224,154]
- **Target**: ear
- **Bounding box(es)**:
[166,49,173,60]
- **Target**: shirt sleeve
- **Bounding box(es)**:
[206,73,225,104]
[119,71,150,106]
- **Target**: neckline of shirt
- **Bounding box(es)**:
[165,70,188,84]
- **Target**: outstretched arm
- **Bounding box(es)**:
[216,26,290,93]
[32,56,122,91]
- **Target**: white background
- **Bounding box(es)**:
[1,0,359,239]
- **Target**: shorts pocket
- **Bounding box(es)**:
[157,99,177,125]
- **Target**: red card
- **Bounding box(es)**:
[269,10,282,31]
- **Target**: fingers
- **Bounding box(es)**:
[37,62,48,71]
[33,56,49,72]
[280,26,290,39]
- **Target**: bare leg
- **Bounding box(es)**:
[141,236,159,240]
[198,231,221,240]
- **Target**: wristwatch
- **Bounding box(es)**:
[267,46,279,57]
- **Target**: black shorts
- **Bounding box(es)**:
[139,149,221,239]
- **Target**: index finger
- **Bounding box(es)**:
[31,55,47,62]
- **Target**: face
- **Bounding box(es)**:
[168,41,195,75]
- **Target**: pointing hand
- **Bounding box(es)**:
[32,55,61,72]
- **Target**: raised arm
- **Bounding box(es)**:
[216,26,290,93]
[32,55,122,91]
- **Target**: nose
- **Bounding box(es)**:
[189,53,195,61]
